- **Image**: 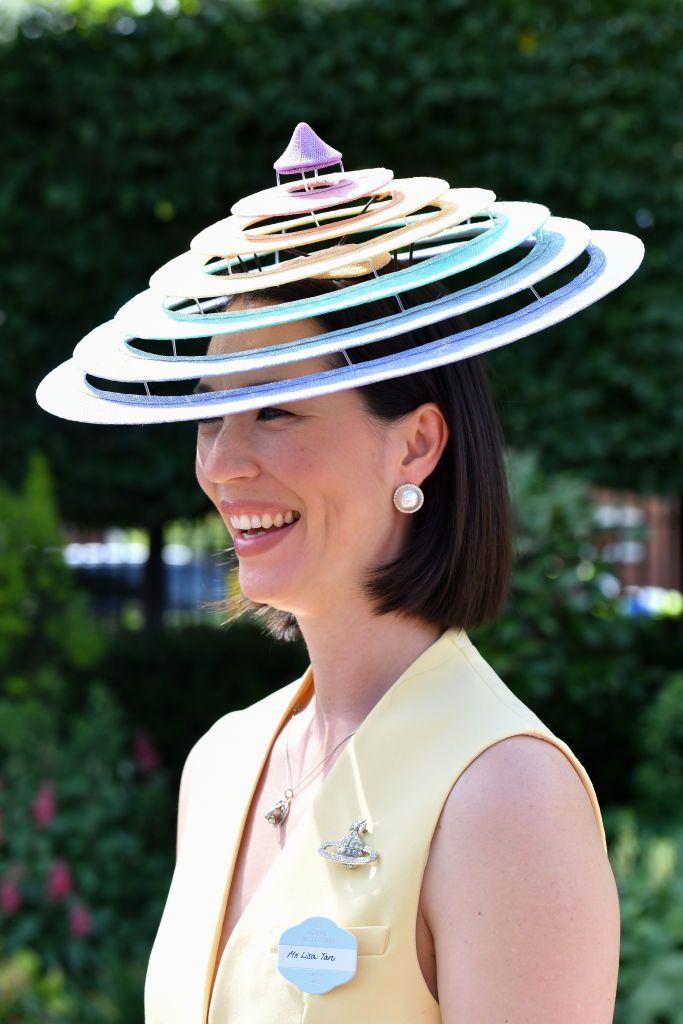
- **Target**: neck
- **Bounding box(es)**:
[294,601,443,747]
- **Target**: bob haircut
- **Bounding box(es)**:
[213,268,512,643]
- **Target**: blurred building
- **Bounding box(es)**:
[592,488,682,594]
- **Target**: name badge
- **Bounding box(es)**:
[277,916,358,994]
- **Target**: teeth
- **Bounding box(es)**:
[229,510,300,531]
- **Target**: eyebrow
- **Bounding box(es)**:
[193,379,277,395]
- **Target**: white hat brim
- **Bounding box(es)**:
[36,230,644,426]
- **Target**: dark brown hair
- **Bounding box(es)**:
[217,269,512,642]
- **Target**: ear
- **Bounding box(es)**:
[398,403,449,484]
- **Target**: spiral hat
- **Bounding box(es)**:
[36,122,645,425]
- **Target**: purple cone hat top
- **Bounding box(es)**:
[36,123,645,425]
[273,122,343,175]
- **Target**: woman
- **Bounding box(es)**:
[36,124,643,1022]
[183,282,620,1024]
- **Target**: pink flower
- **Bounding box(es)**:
[33,781,56,827]
[133,728,161,774]
[1,867,23,915]
[69,901,93,938]
[46,858,73,900]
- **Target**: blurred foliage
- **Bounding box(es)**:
[0,685,171,1023]
[97,620,307,789]
[634,672,683,820]
[472,450,683,810]
[0,457,171,1020]
[0,0,681,536]
[0,0,200,45]
[0,454,104,702]
[0,684,172,977]
[0,942,146,1023]
[608,808,683,1023]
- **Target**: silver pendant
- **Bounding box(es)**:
[318,817,378,868]
[265,789,293,826]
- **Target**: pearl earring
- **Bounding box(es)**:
[393,483,424,514]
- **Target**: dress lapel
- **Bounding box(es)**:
[144,669,313,1024]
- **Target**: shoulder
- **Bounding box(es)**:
[188,674,306,764]
[423,736,609,897]
[422,735,620,1022]
[437,733,603,834]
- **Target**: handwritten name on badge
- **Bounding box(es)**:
[277,916,358,994]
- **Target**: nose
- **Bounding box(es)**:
[196,414,261,484]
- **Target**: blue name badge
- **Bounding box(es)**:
[277,916,358,994]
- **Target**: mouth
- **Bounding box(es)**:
[230,510,301,539]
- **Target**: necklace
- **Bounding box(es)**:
[264,703,358,827]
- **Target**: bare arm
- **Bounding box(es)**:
[422,735,620,1023]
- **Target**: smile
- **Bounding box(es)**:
[230,510,301,535]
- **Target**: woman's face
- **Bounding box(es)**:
[195,315,415,619]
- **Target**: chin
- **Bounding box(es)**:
[237,570,299,612]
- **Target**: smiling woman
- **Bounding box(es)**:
[35,124,642,1024]
[195,278,512,652]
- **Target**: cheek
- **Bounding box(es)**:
[333,451,392,527]
[195,444,217,505]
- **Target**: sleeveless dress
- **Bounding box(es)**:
[144,628,606,1024]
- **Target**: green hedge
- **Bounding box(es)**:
[609,809,683,1023]
[96,621,307,782]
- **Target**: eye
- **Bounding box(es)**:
[257,407,292,421]
[196,407,293,428]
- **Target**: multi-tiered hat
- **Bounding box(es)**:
[36,123,644,424]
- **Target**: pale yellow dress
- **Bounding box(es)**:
[144,628,606,1023]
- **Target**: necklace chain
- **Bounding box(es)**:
[264,702,357,826]
[284,706,357,798]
